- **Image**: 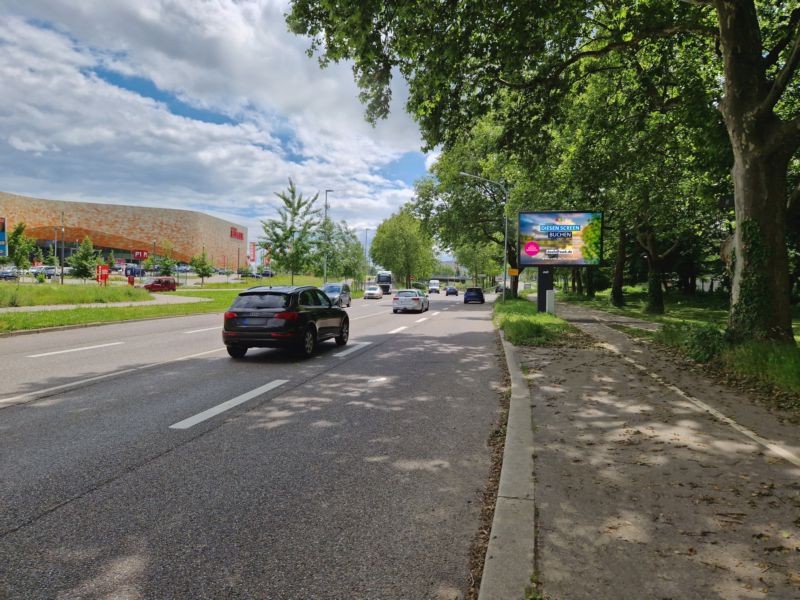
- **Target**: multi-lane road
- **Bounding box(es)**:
[0,293,501,599]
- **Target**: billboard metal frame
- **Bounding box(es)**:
[518,210,604,268]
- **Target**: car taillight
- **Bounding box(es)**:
[412,297,419,301]
[274,311,300,321]
[224,311,237,320]
[393,296,399,300]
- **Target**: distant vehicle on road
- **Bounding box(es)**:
[393,289,429,314]
[445,286,458,296]
[428,279,440,294]
[0,267,18,280]
[464,287,485,304]
[142,276,177,292]
[364,284,383,299]
[376,271,392,294]
[223,285,349,359]
[322,282,351,307]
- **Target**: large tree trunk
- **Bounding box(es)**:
[716,1,796,343]
[611,228,626,307]
[585,266,596,299]
[646,261,665,315]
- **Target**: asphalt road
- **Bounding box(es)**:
[0,293,501,599]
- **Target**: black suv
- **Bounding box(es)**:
[222,286,349,358]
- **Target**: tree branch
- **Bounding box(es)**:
[498,25,717,90]
[764,8,800,69]
[759,26,800,116]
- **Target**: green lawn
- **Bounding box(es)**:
[493,298,581,345]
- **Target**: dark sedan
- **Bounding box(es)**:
[222,285,349,358]
[445,286,458,296]
[464,287,485,304]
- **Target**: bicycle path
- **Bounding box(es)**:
[521,302,799,599]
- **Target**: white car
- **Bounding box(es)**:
[364,284,383,299]
[392,289,429,313]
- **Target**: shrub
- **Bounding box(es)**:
[684,323,726,362]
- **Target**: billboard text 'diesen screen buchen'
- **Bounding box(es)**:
[518,211,603,267]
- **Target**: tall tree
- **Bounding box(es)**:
[259,179,321,284]
[370,208,436,288]
[287,0,798,342]
[8,223,36,274]
[68,236,100,281]
[189,251,215,286]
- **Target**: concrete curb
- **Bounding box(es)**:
[478,331,535,600]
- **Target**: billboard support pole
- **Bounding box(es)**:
[537,266,553,312]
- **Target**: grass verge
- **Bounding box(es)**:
[0,282,151,307]
[493,298,579,345]
[0,291,240,333]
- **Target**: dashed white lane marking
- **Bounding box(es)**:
[388,326,407,334]
[351,311,390,321]
[3,348,224,408]
[432,312,441,316]
[604,346,800,468]
[169,379,289,430]
[415,318,428,323]
[27,342,124,358]
[335,341,373,358]
[183,327,220,334]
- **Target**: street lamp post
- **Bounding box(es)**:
[60,212,65,285]
[364,228,370,291]
[323,189,334,285]
[459,172,509,301]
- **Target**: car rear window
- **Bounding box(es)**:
[232,293,290,309]
[324,285,341,293]
[467,288,482,293]
[397,290,418,297]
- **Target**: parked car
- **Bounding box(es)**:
[241,271,263,279]
[445,286,458,296]
[0,267,18,280]
[464,287,485,304]
[142,276,177,292]
[125,265,146,277]
[393,289,430,313]
[222,285,349,358]
[322,282,351,307]
[495,284,506,293]
[42,266,57,279]
[261,268,274,277]
[364,284,383,299]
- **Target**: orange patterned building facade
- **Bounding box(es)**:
[0,191,248,267]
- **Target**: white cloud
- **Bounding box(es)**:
[0,1,426,238]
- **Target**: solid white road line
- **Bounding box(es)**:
[415,318,428,323]
[183,327,220,334]
[388,326,407,334]
[603,348,800,468]
[27,342,124,358]
[335,341,373,358]
[169,379,289,430]
[2,348,224,408]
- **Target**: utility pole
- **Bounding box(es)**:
[364,228,370,291]
[323,189,333,285]
[60,212,65,285]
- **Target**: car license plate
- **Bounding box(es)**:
[240,318,267,326]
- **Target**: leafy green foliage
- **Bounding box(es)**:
[259,179,320,283]
[67,236,100,280]
[8,223,36,271]
[189,251,215,284]
[370,208,436,287]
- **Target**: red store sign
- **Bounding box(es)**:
[230,227,244,241]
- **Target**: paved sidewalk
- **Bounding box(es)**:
[519,303,800,599]
[0,293,211,313]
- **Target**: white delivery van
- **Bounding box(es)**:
[428,279,440,293]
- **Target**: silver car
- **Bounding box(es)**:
[392,289,429,313]
[364,284,383,299]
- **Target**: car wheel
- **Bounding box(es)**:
[464,299,468,304]
[226,345,247,359]
[335,317,349,346]
[393,309,398,314]
[347,299,351,307]
[297,326,317,358]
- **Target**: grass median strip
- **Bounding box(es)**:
[493,298,580,346]
[0,291,241,333]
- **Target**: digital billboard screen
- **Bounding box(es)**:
[0,217,6,257]
[518,211,603,266]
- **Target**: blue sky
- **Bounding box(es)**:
[0,1,433,242]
